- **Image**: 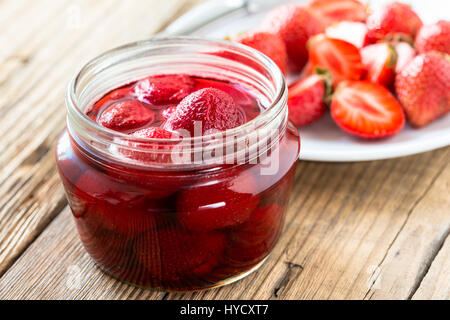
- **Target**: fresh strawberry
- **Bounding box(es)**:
[135,227,226,282]
[288,72,331,127]
[308,34,364,86]
[164,88,244,136]
[308,0,368,26]
[261,4,323,71]
[394,42,416,73]
[366,2,423,43]
[134,74,194,105]
[395,52,450,127]
[177,170,260,232]
[415,20,450,55]
[97,100,155,132]
[325,21,369,49]
[224,204,284,267]
[331,81,405,138]
[161,105,177,120]
[233,31,287,74]
[361,43,397,87]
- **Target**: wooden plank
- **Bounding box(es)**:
[0,208,164,300]
[412,237,450,300]
[0,0,192,276]
[165,148,450,300]
[0,0,70,62]
[365,162,450,300]
[0,0,448,300]
[1,147,448,299]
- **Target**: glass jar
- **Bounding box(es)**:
[56,38,300,291]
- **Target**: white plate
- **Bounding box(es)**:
[174,0,450,161]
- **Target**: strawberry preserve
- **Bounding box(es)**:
[56,38,300,291]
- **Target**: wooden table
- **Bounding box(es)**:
[0,0,448,300]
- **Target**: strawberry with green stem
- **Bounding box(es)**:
[361,43,398,88]
[288,68,333,127]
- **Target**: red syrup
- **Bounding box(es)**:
[85,75,262,133]
[56,73,300,291]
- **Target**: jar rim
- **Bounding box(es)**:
[66,37,288,169]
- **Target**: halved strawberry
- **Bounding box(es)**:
[308,34,364,87]
[308,0,368,26]
[361,43,397,87]
[394,42,416,73]
[288,71,332,127]
[325,21,369,49]
[331,81,405,138]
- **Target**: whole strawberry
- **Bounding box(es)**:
[134,74,194,105]
[395,52,450,127]
[73,170,157,234]
[177,170,260,232]
[164,88,244,135]
[288,72,331,127]
[233,31,287,74]
[366,2,423,43]
[415,20,450,55]
[261,4,323,71]
[123,127,180,165]
[86,87,134,119]
[98,100,155,132]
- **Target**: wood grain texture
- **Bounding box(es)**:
[412,236,450,300]
[0,0,449,300]
[0,0,197,276]
[0,208,164,300]
[0,148,448,299]
[366,161,450,300]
